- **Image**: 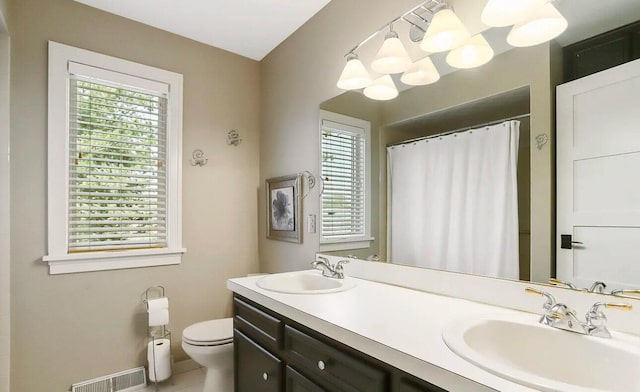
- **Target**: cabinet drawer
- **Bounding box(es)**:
[284,325,387,392]
[286,366,327,392]
[233,296,283,351]
[235,329,282,392]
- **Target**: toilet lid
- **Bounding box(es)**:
[182,318,233,345]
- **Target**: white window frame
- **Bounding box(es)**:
[319,110,373,251]
[44,41,185,274]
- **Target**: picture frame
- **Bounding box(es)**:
[266,174,302,243]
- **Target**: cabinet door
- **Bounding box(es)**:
[285,366,326,392]
[235,329,282,392]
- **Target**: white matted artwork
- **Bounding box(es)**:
[266,174,302,243]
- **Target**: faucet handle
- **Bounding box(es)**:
[611,289,640,297]
[525,287,557,310]
[333,260,349,279]
[586,302,632,329]
[548,278,577,290]
[589,302,632,313]
[334,259,349,270]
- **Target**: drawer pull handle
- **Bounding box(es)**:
[317,360,325,370]
[262,372,269,381]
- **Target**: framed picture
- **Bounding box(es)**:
[266,174,302,243]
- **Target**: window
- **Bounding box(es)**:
[45,42,184,274]
[319,111,372,250]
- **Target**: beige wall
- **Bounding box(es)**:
[260,0,557,280]
[9,0,260,391]
[0,24,10,392]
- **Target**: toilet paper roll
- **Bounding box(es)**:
[148,308,169,327]
[146,297,169,311]
[148,338,171,382]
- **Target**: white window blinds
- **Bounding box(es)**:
[68,68,169,253]
[321,120,366,239]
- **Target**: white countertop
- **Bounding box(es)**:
[227,270,541,392]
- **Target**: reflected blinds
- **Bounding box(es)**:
[320,120,366,239]
[68,72,168,252]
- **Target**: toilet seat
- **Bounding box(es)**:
[182,318,233,347]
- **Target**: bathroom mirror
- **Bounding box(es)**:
[318,1,640,294]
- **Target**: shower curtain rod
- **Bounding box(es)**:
[387,113,531,148]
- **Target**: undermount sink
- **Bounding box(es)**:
[443,314,640,392]
[256,270,356,294]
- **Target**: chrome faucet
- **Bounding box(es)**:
[526,287,632,338]
[310,257,349,279]
[589,281,607,293]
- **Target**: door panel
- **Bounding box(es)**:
[571,227,640,287]
[573,75,640,158]
[557,58,640,290]
[573,153,640,212]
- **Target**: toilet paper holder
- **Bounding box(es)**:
[143,286,173,388]
[144,286,170,336]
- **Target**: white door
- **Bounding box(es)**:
[557,58,640,290]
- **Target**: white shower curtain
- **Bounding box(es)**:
[387,120,520,280]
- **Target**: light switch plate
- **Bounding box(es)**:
[307,214,316,233]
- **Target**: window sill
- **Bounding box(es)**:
[43,248,186,274]
[320,237,374,252]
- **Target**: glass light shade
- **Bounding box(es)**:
[420,8,470,53]
[371,32,412,74]
[507,3,568,47]
[336,54,372,90]
[446,34,494,69]
[481,0,549,27]
[363,75,398,101]
[400,57,440,86]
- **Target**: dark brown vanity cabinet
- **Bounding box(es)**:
[233,294,448,392]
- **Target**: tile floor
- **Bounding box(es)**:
[141,368,205,392]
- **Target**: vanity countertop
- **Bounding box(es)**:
[227,271,542,392]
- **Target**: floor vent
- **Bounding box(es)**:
[71,366,147,392]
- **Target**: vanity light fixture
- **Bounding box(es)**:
[506,3,568,47]
[420,5,470,53]
[481,0,549,27]
[371,27,412,74]
[401,56,440,86]
[446,33,494,69]
[363,75,399,101]
[336,53,372,90]
[335,0,569,100]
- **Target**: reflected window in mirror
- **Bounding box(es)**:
[319,111,373,251]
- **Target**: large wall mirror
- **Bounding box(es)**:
[318,0,640,296]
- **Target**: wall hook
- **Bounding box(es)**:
[535,134,549,150]
[190,149,208,166]
[299,171,316,199]
[227,130,242,146]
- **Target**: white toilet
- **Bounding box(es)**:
[181,318,234,392]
